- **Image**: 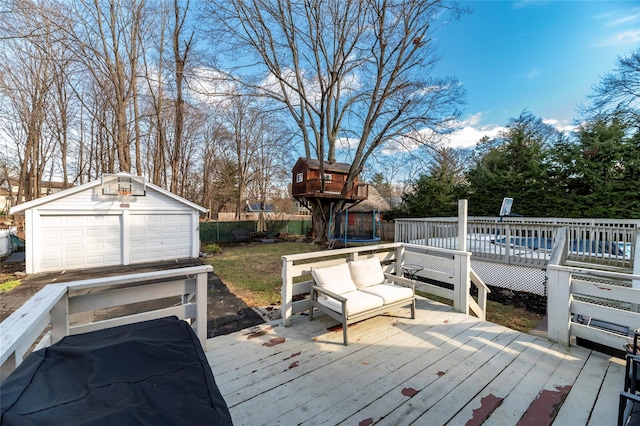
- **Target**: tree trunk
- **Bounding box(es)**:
[171,0,192,194]
[310,199,345,243]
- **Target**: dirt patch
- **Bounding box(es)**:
[1,253,26,284]
[485,287,546,316]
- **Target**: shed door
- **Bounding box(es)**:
[129,214,192,263]
[40,215,122,272]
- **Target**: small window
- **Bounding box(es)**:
[324,174,332,181]
[296,173,303,183]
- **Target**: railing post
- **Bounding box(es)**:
[546,227,571,346]
[633,229,640,313]
[503,224,511,264]
[395,244,405,276]
[458,200,468,252]
[546,266,572,346]
[633,230,640,290]
[196,271,208,345]
[454,252,471,315]
[51,291,69,344]
[282,257,294,326]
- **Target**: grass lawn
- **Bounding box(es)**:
[417,291,543,333]
[206,241,544,333]
[0,280,21,293]
[205,241,323,306]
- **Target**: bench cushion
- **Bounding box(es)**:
[312,263,358,296]
[349,257,386,289]
[360,283,414,304]
[318,290,384,316]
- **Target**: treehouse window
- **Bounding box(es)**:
[296,173,303,183]
[324,174,332,181]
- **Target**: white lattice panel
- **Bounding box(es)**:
[471,259,547,296]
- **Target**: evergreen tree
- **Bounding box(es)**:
[396,147,464,218]
[554,114,640,218]
[463,111,558,216]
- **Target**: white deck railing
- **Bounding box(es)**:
[395,217,638,269]
[281,242,489,326]
[547,228,640,349]
[0,265,211,382]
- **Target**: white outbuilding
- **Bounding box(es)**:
[10,173,207,274]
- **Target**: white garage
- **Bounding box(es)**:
[10,173,207,274]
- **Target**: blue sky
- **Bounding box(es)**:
[432,0,640,148]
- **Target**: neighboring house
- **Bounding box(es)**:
[0,178,71,213]
[0,187,10,216]
[346,186,391,213]
[10,173,207,274]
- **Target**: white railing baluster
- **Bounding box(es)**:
[394,217,637,270]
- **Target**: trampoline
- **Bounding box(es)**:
[328,208,381,247]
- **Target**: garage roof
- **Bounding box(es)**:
[10,173,208,214]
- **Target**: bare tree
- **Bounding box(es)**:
[62,0,147,173]
[0,0,63,201]
[246,116,294,207]
[585,48,640,122]
[205,0,465,240]
[170,0,194,193]
[218,95,263,218]
[199,114,236,217]
[140,2,170,186]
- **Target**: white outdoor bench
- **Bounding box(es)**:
[310,257,416,345]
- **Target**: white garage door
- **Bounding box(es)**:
[40,215,122,272]
[129,214,192,263]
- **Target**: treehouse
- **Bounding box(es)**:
[291,158,368,208]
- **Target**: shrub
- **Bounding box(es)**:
[202,243,222,255]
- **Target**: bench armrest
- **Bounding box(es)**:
[311,285,347,302]
[384,273,415,291]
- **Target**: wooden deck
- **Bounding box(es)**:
[205,297,624,426]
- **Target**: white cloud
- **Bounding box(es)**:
[594,7,640,47]
[512,0,551,9]
[189,67,240,106]
[596,30,640,47]
[437,114,578,150]
[439,113,505,149]
[606,12,640,27]
[542,118,578,133]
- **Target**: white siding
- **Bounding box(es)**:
[40,186,193,214]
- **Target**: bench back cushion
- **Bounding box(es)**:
[312,263,358,295]
[349,257,386,289]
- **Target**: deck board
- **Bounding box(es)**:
[205,297,624,426]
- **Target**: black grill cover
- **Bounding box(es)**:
[1,316,233,425]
